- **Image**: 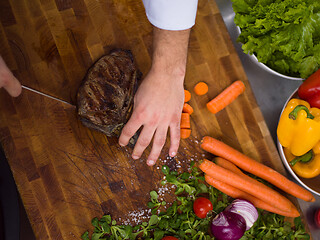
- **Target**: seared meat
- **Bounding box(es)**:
[77,49,141,137]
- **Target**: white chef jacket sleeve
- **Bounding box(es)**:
[142,0,198,31]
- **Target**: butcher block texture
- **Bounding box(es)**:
[0,0,306,239]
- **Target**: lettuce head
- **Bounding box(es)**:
[232,0,320,78]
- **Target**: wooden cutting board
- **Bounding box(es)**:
[0,0,306,239]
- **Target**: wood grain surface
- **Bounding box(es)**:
[0,0,307,239]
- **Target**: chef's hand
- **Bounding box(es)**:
[0,56,22,97]
[119,27,191,166]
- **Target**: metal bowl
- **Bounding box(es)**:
[248,54,304,81]
[277,88,320,196]
[236,27,304,81]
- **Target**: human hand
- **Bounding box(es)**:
[119,68,185,166]
[0,56,22,97]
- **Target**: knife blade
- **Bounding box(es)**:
[22,85,76,107]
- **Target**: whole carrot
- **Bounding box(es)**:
[206,80,245,114]
[205,175,300,217]
[215,157,243,175]
[201,136,315,202]
[199,159,298,213]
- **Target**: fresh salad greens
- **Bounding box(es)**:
[232,0,320,78]
[81,162,310,240]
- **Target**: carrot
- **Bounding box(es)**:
[215,157,243,175]
[182,103,194,115]
[180,128,191,139]
[194,82,208,95]
[199,159,298,214]
[180,113,191,129]
[205,175,300,217]
[184,90,191,102]
[206,80,245,114]
[200,136,315,202]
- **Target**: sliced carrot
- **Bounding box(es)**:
[182,103,194,115]
[199,159,298,214]
[194,82,208,95]
[180,113,190,129]
[205,175,300,217]
[184,90,191,102]
[206,80,245,114]
[180,128,191,139]
[200,136,315,202]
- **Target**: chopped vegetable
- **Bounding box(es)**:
[298,68,320,108]
[284,142,320,179]
[205,175,300,218]
[211,210,246,240]
[180,113,190,129]
[232,0,320,79]
[206,80,245,114]
[193,197,213,219]
[200,136,315,202]
[199,159,299,216]
[194,82,208,96]
[277,98,320,156]
[180,128,191,139]
[182,103,193,115]
[184,90,191,102]
[225,199,258,230]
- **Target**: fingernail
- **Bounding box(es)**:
[170,152,176,157]
[147,159,155,166]
[132,155,139,160]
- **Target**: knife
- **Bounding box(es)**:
[22,85,76,108]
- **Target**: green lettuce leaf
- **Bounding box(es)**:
[232,0,320,78]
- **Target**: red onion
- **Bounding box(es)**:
[210,210,246,240]
[225,199,258,230]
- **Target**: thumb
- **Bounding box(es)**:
[0,56,22,97]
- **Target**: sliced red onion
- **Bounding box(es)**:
[211,211,246,240]
[225,199,258,230]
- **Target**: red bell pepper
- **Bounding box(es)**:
[298,68,320,108]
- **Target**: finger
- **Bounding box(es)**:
[118,114,143,147]
[147,126,168,166]
[168,121,181,158]
[0,57,22,97]
[131,125,156,160]
[3,74,22,97]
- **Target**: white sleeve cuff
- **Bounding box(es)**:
[142,0,198,31]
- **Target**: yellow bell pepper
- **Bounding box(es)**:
[284,141,320,178]
[277,98,320,156]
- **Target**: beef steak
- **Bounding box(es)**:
[77,49,141,137]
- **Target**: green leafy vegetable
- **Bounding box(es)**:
[232,0,320,78]
[81,163,310,240]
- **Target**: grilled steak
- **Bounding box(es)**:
[77,49,141,137]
